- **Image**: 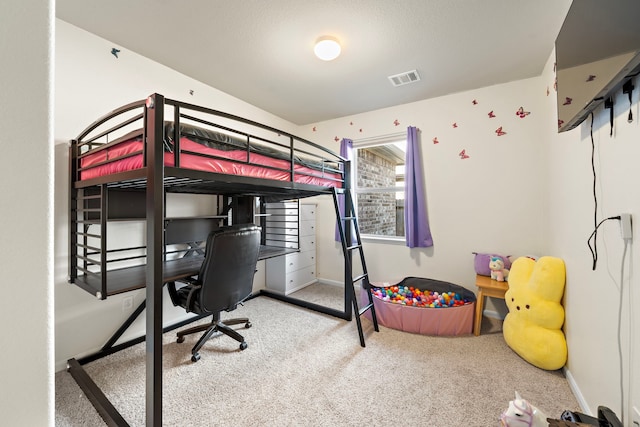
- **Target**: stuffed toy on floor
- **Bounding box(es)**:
[503,256,567,370]
[500,391,549,427]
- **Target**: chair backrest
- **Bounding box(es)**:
[197,224,261,314]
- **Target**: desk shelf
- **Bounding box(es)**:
[73,245,298,298]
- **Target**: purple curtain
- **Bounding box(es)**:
[335,138,353,242]
[404,126,433,248]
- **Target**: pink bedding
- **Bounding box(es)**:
[79,136,342,188]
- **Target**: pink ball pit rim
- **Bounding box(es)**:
[363,277,476,336]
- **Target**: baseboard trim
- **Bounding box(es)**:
[482,310,505,320]
[563,367,591,415]
[316,277,342,287]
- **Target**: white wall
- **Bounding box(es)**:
[54,20,299,370]
[545,51,640,422]
[302,76,550,318]
[0,1,54,425]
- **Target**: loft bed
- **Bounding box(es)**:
[69,94,346,297]
[67,93,374,427]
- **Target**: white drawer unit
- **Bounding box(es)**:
[265,201,317,295]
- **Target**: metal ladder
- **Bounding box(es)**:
[332,187,379,347]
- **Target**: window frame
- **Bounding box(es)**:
[352,133,406,243]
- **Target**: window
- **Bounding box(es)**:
[354,136,406,239]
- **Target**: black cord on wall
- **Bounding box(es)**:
[587,112,621,269]
[588,113,599,270]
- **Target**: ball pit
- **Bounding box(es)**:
[371,286,471,308]
[362,277,476,336]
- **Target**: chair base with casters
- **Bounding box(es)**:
[176,312,252,362]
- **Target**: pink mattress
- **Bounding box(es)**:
[79,135,342,188]
[362,278,476,336]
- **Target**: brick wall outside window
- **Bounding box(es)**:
[356,148,397,235]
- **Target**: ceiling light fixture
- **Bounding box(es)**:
[314,36,341,61]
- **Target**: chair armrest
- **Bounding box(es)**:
[167,277,198,307]
[184,284,202,313]
[167,281,180,307]
[167,279,202,313]
[177,276,199,285]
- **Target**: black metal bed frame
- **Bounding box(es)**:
[67,93,378,426]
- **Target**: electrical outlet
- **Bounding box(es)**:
[633,405,640,427]
[122,295,133,312]
[620,213,632,240]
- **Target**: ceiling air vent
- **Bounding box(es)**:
[388,70,420,87]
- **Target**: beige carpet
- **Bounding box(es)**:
[55,283,579,426]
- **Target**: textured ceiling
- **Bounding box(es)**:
[56,0,572,125]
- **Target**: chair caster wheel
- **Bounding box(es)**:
[191,353,200,362]
[177,336,185,343]
[245,322,252,329]
[239,342,248,351]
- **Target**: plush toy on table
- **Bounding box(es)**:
[489,256,510,282]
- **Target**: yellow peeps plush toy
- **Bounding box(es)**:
[503,256,567,370]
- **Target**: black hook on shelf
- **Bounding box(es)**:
[622,79,634,123]
[604,97,614,136]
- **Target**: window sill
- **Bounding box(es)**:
[361,235,406,245]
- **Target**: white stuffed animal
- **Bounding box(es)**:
[500,391,548,427]
[489,256,510,281]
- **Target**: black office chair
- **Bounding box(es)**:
[168,224,261,362]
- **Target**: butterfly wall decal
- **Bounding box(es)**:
[472,99,478,105]
[488,111,496,118]
[452,122,458,128]
[111,48,120,58]
[432,137,439,144]
[495,126,506,136]
[459,149,470,159]
[393,119,400,126]
[516,107,530,118]
[563,97,572,106]
[586,75,596,82]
